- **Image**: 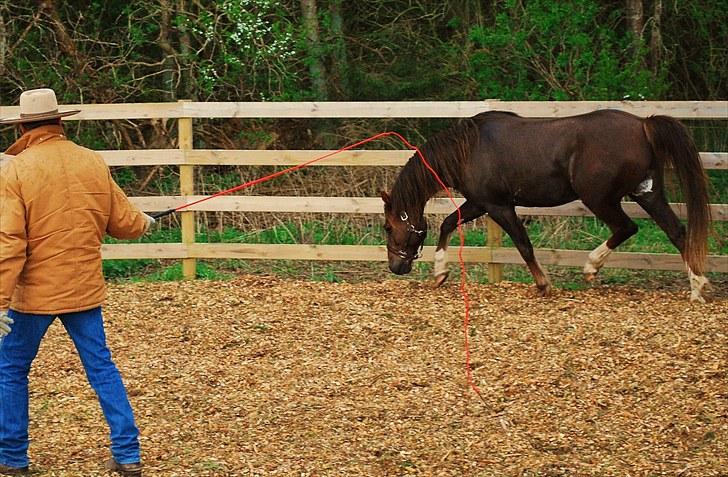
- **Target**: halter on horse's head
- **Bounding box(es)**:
[381,191,427,275]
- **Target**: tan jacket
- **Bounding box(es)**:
[0,124,147,314]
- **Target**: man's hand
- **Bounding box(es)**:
[0,310,13,337]
[142,213,156,233]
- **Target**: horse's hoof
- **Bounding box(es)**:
[537,284,552,297]
[689,275,711,303]
[701,278,713,292]
[433,272,449,288]
[690,292,707,304]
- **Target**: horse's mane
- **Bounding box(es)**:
[391,113,510,212]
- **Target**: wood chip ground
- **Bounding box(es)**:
[23,277,727,476]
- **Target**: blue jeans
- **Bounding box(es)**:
[0,307,140,468]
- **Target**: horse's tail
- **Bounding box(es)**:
[643,115,711,274]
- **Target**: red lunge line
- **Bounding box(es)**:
[165,132,482,397]
[385,132,483,400]
[172,132,395,212]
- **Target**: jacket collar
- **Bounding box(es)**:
[4,124,66,155]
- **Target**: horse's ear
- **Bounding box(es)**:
[380,191,391,205]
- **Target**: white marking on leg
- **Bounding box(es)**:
[633,176,653,195]
[687,266,710,303]
[434,248,448,277]
[583,241,613,275]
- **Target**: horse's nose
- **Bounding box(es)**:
[389,259,413,275]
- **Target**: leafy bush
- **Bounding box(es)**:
[468,0,668,100]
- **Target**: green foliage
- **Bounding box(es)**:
[102,258,155,280]
[198,220,383,246]
[102,228,181,280]
[310,265,342,283]
[344,2,468,102]
[660,1,728,98]
[505,217,727,255]
[348,41,463,101]
[143,262,232,281]
[111,167,137,188]
[182,0,300,100]
[468,0,668,99]
[103,213,726,282]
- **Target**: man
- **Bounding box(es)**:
[0,88,154,476]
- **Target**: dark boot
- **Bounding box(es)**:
[105,458,142,477]
[0,464,29,475]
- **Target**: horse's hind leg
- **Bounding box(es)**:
[433,200,486,287]
[631,191,710,302]
[582,201,638,280]
[487,205,552,296]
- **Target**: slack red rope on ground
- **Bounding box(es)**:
[151,132,483,398]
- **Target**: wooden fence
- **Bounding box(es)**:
[1,100,726,280]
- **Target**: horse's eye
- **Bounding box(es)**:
[384,223,392,232]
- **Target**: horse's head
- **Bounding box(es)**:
[381,191,427,275]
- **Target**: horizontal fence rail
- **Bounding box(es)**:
[99,243,728,273]
[96,150,727,169]
[1,101,726,278]
[1,100,727,120]
[126,196,728,221]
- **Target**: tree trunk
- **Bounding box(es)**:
[0,10,6,77]
[649,0,663,72]
[625,0,644,42]
[300,0,328,100]
[177,0,194,100]
[625,0,644,67]
[158,0,177,100]
[328,0,349,99]
[450,0,486,29]
[42,0,88,75]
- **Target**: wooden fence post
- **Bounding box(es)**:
[486,216,503,283]
[178,102,195,279]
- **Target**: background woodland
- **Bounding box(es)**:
[1,0,725,151]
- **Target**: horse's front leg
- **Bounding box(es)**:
[433,228,453,288]
[487,205,552,296]
[433,201,486,288]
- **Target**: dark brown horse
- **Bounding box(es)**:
[381,110,711,302]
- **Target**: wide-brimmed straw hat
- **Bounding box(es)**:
[0,88,80,124]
